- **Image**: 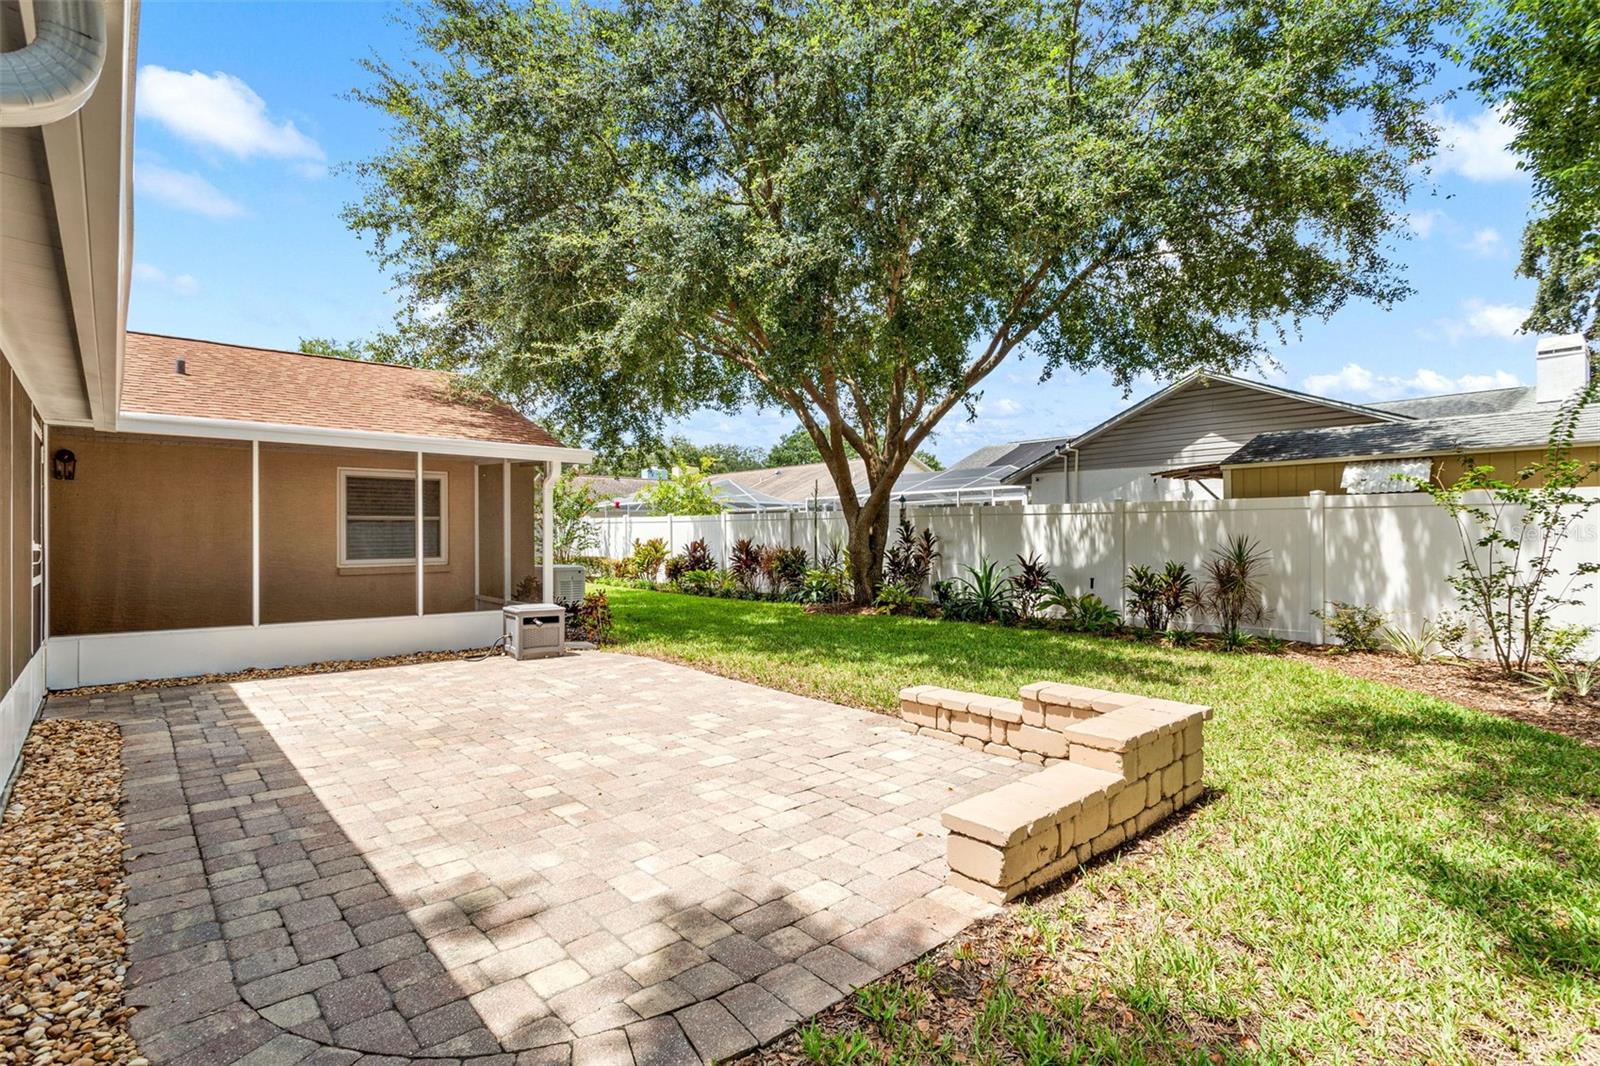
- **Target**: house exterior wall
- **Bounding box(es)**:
[1074,380,1387,471]
[1227,446,1600,498]
[49,429,253,635]
[1027,380,1389,503]
[2,350,45,792]
[48,431,543,635]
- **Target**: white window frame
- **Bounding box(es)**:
[337,467,448,567]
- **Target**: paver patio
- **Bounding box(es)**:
[49,652,1032,1065]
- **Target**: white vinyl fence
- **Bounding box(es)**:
[587,491,1600,648]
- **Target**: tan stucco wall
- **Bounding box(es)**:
[1228,446,1600,498]
[50,432,546,635]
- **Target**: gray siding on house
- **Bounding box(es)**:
[1073,379,1388,470]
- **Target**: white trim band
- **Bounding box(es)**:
[117,410,594,464]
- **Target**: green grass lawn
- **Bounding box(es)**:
[601,585,1600,1064]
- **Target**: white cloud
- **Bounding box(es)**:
[982,397,1023,417]
[1304,363,1522,401]
[136,161,245,218]
[1454,298,1528,341]
[1433,105,1523,183]
[137,66,324,163]
[132,261,200,297]
[1464,227,1503,257]
[1406,209,1443,239]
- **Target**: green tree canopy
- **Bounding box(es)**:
[1467,0,1599,339]
[588,436,767,477]
[638,462,725,515]
[349,0,1445,600]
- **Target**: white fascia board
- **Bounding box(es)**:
[116,410,595,464]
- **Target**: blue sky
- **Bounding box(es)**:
[130,1,1541,464]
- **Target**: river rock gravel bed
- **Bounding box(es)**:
[0,719,142,1065]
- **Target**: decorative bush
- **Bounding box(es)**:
[1008,553,1052,622]
[1045,588,1120,633]
[1311,601,1387,652]
[730,538,765,593]
[663,554,689,584]
[943,559,1016,623]
[564,590,614,644]
[629,538,669,582]
[766,546,810,598]
[1124,561,1194,631]
[1191,535,1270,639]
[798,565,848,604]
[883,516,940,594]
[683,537,716,573]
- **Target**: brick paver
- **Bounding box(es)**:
[52,652,1016,1064]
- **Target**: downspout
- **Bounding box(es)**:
[0,1,109,127]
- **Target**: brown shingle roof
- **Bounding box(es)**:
[120,332,565,448]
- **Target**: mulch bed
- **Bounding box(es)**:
[0,720,143,1066]
[1285,647,1600,748]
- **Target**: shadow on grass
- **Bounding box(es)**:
[1286,692,1600,979]
[607,589,1217,703]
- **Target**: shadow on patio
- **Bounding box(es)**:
[54,653,1017,1064]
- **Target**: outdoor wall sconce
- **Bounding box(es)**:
[52,449,76,481]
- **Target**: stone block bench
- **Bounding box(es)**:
[899,681,1211,902]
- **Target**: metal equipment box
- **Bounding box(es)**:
[503,602,565,660]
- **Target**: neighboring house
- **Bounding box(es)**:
[0,3,591,788]
[593,454,1028,513]
[1223,335,1596,497]
[1003,375,1406,503]
[577,474,655,511]
[946,437,1073,472]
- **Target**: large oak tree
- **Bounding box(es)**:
[349,0,1444,602]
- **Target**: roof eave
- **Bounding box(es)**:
[116,410,593,463]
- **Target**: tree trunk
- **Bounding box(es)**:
[846,493,893,605]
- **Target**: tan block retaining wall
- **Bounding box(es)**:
[900,681,1211,902]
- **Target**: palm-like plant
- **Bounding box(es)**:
[947,559,1017,623]
[1190,535,1271,640]
[1009,553,1053,621]
[1158,561,1195,629]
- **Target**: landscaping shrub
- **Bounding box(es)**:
[1191,535,1270,640]
[1008,553,1053,622]
[1384,620,1437,663]
[798,565,848,604]
[1414,379,1600,674]
[872,582,936,616]
[1124,561,1194,631]
[883,516,940,595]
[564,590,613,644]
[730,538,765,594]
[683,537,716,573]
[1047,589,1120,633]
[943,560,1017,623]
[663,553,689,584]
[766,546,810,598]
[628,537,669,582]
[1311,601,1387,652]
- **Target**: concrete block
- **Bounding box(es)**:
[1069,743,1130,780]
[1108,784,1143,825]
[1008,724,1068,759]
[945,871,1010,904]
[1134,798,1174,834]
[1161,762,1182,800]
